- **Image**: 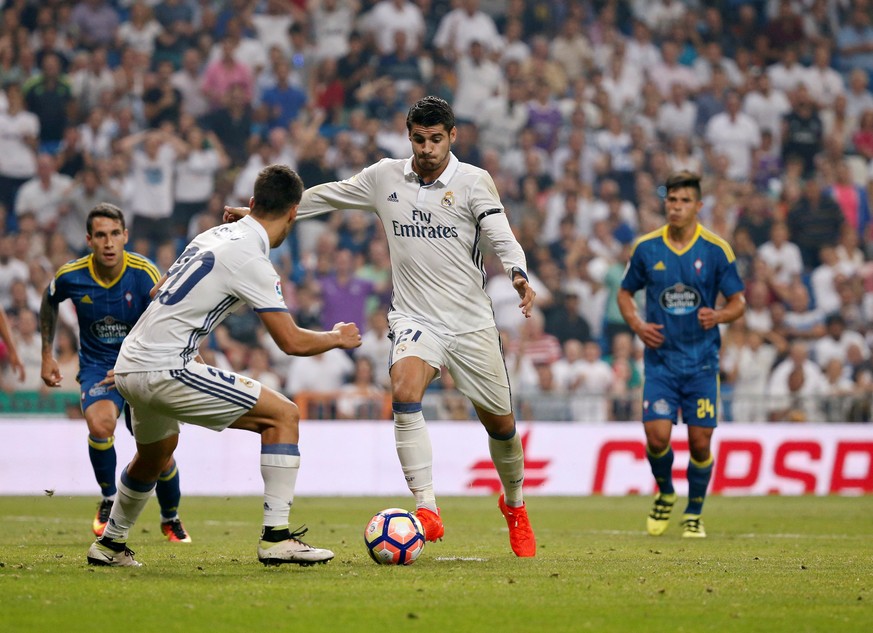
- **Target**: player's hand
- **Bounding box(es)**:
[223,206,251,223]
[40,358,62,388]
[332,322,362,349]
[96,369,116,390]
[513,276,536,318]
[8,350,25,382]
[637,322,665,349]
[698,307,719,330]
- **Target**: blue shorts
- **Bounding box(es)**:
[79,367,126,417]
[642,369,719,427]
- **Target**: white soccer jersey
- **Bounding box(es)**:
[115,216,288,372]
[299,154,527,334]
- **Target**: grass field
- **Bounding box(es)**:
[1,495,871,633]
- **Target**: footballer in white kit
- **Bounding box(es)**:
[279,96,537,556]
[88,165,361,568]
[300,149,527,413]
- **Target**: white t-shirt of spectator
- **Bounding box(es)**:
[757,239,804,286]
[129,144,176,219]
[285,349,354,395]
[365,1,426,55]
[14,173,74,229]
[704,111,761,181]
[0,110,39,178]
[742,88,791,141]
[814,329,870,369]
[174,148,222,204]
[433,7,501,57]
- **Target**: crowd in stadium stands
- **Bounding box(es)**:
[0,0,871,423]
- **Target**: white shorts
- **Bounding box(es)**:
[115,362,263,444]
[388,315,512,415]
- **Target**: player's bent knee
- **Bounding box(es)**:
[86,416,118,439]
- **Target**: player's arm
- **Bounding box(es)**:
[149,273,169,300]
[698,291,746,330]
[258,311,361,356]
[482,212,536,317]
[0,306,24,382]
[38,286,62,388]
[617,288,664,349]
[224,162,380,222]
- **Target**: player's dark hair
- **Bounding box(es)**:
[86,203,126,235]
[253,164,304,217]
[406,96,455,132]
[664,170,702,200]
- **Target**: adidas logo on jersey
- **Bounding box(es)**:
[654,261,666,271]
[82,295,93,304]
[387,192,399,202]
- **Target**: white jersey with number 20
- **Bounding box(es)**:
[115,216,288,372]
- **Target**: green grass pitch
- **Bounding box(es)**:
[1,495,870,633]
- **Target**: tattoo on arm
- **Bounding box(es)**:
[39,288,58,354]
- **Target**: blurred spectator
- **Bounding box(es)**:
[200,82,255,167]
[782,280,826,342]
[767,340,828,422]
[118,128,188,253]
[704,90,761,182]
[0,82,39,230]
[433,0,501,61]
[814,312,869,369]
[767,46,806,94]
[172,48,208,119]
[116,2,163,58]
[243,345,282,393]
[810,245,848,316]
[569,340,614,423]
[14,153,72,232]
[781,87,824,179]
[69,0,120,51]
[836,5,873,77]
[59,165,121,254]
[843,68,873,121]
[69,46,114,116]
[648,40,698,98]
[317,248,375,334]
[356,309,391,388]
[544,287,592,346]
[259,56,307,129]
[7,309,43,392]
[202,36,255,111]
[172,126,229,239]
[743,70,791,145]
[853,109,873,161]
[803,43,845,109]
[285,346,354,398]
[363,0,426,57]
[723,326,778,422]
[143,59,182,128]
[312,0,355,61]
[336,356,388,420]
[786,177,844,269]
[824,160,873,237]
[23,52,73,152]
[657,82,697,143]
[452,39,503,124]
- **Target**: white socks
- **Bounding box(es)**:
[260,450,300,528]
[394,406,436,511]
[489,431,525,507]
[101,469,155,542]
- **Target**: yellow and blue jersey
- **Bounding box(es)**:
[47,252,160,375]
[621,224,744,377]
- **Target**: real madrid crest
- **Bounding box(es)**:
[441,191,454,208]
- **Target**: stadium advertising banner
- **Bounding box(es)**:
[1,420,871,496]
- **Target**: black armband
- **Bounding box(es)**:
[510,266,528,281]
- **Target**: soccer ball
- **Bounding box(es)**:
[364,508,426,565]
